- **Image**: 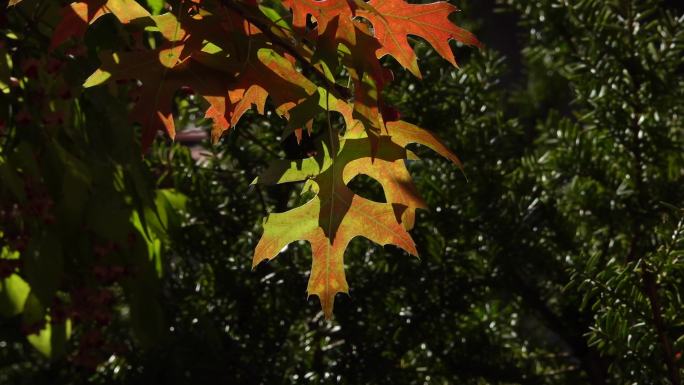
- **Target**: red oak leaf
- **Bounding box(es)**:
[358,0,481,77]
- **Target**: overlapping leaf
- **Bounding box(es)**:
[64,0,478,317]
[51,0,150,49]
[283,0,356,42]
[357,0,481,77]
[83,44,231,147]
[81,6,359,145]
[254,120,461,317]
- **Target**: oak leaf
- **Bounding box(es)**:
[82,7,351,145]
[253,135,417,318]
[254,119,461,318]
[357,0,480,77]
[50,0,150,49]
[281,0,381,45]
[68,0,477,320]
[83,45,233,148]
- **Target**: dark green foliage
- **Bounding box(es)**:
[0,0,682,384]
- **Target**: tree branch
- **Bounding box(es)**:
[624,2,681,382]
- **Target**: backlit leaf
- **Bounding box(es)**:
[358,0,481,77]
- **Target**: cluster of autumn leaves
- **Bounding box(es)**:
[34,0,479,317]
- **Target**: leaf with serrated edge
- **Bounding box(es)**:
[385,120,463,168]
[357,0,480,77]
[84,45,232,148]
[66,0,477,321]
[284,0,356,43]
[253,135,418,318]
[254,119,461,317]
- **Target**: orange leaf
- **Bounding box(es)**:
[254,119,461,318]
[50,0,150,50]
[358,0,480,77]
[253,136,419,318]
[84,45,232,149]
[283,0,356,43]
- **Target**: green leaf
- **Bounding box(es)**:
[0,275,30,316]
[156,189,187,228]
[122,236,165,347]
[23,292,71,358]
[22,292,45,328]
[0,249,30,317]
[0,51,12,94]
[26,320,72,358]
[146,0,164,15]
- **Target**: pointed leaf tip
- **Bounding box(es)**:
[83,70,112,88]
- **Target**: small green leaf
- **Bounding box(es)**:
[0,249,30,317]
[83,69,112,87]
[122,237,165,347]
[146,0,164,15]
[27,319,72,358]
